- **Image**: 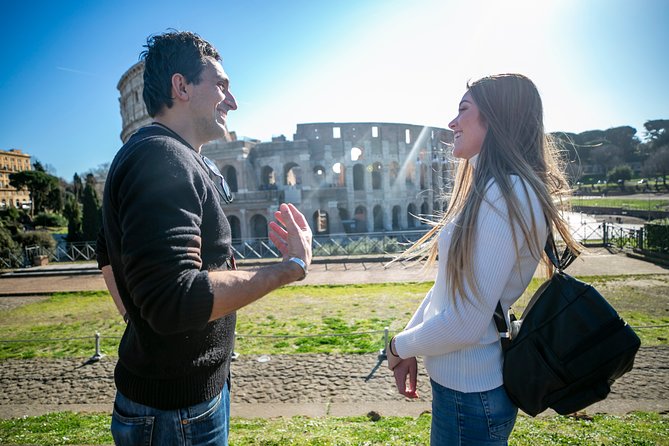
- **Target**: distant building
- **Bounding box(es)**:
[118,63,455,242]
[0,149,32,210]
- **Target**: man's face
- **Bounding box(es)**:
[188,57,237,145]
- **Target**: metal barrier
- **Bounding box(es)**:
[0,223,659,267]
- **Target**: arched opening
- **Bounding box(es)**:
[222,165,238,192]
[405,161,415,186]
[371,162,382,190]
[227,215,241,242]
[313,165,326,186]
[420,163,428,190]
[312,209,329,235]
[392,205,401,230]
[373,205,384,231]
[421,201,429,218]
[353,164,365,191]
[407,203,417,228]
[260,166,276,189]
[389,161,399,186]
[284,162,302,186]
[332,163,346,187]
[351,147,363,161]
[250,214,268,239]
[354,205,368,233]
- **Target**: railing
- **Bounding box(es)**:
[0,222,660,268]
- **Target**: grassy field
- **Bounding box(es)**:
[0,411,667,445]
[1,280,668,444]
[570,196,669,211]
[0,276,667,360]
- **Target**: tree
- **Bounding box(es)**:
[81,174,101,241]
[643,119,669,149]
[604,126,639,162]
[608,165,632,190]
[8,170,59,215]
[72,173,83,201]
[63,194,83,242]
[642,147,669,188]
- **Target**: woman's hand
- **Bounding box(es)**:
[392,357,419,399]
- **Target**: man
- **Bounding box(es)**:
[98,31,312,445]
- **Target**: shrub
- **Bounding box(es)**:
[13,230,56,250]
[645,222,669,252]
[33,212,67,228]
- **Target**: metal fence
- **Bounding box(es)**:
[0,222,657,268]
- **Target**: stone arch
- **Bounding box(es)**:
[227,215,241,242]
[260,166,276,188]
[371,162,382,190]
[284,162,302,186]
[373,205,384,231]
[407,203,417,228]
[392,205,401,230]
[421,201,429,217]
[250,214,268,239]
[353,164,365,191]
[222,165,238,192]
[389,161,399,186]
[313,165,326,186]
[354,205,368,233]
[312,209,329,235]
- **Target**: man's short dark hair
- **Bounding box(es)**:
[140,31,221,117]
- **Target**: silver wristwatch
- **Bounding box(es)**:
[288,257,307,281]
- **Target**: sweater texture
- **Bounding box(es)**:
[394,175,547,392]
[99,124,236,409]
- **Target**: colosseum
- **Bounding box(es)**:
[118,61,455,243]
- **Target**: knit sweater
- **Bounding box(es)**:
[99,124,236,410]
[394,174,547,392]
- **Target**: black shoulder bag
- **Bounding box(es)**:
[494,235,641,416]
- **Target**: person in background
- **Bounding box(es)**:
[97,30,312,445]
[387,74,581,445]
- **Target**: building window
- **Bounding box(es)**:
[333,127,341,139]
[405,129,411,144]
[372,126,379,138]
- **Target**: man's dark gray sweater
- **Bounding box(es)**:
[99,124,236,410]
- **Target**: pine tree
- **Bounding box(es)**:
[81,175,101,241]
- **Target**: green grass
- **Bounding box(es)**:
[1,412,667,445]
[570,197,669,211]
[0,277,667,360]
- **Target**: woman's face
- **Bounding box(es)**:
[448,91,487,160]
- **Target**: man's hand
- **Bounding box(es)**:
[269,203,312,266]
[392,357,419,399]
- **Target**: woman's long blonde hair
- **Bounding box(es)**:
[405,74,581,303]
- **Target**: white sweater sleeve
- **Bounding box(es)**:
[394,180,533,358]
[403,286,434,331]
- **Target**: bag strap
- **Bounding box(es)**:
[494,231,579,346]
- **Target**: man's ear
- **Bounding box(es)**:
[171,73,189,101]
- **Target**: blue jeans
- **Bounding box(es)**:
[430,380,517,445]
[111,383,230,446]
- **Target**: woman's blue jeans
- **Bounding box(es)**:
[110,383,230,446]
[430,379,517,445]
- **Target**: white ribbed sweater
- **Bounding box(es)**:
[394,175,547,392]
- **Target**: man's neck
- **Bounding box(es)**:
[152,116,202,153]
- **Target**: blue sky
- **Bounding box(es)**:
[1,0,667,181]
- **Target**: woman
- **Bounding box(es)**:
[387,74,581,445]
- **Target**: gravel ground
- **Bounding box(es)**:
[0,347,667,416]
[1,253,667,419]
